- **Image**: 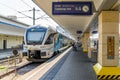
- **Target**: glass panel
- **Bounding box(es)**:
[45,34,54,44]
[27,32,45,44]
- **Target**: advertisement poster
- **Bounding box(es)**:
[107,36,114,59]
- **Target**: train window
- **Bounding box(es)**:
[45,34,54,44]
[26,31,46,45]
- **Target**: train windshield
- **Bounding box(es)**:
[26,31,46,45]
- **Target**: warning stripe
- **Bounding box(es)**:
[97,75,120,80]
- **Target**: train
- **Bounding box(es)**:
[23,24,72,62]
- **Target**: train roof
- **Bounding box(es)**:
[26,24,56,32]
[27,24,73,40]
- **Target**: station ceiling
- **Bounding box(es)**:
[33,0,120,40]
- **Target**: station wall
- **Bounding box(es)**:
[0,35,23,50]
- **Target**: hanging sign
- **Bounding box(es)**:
[52,2,92,15]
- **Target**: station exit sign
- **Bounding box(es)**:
[52,2,92,15]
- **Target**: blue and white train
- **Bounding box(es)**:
[23,25,71,61]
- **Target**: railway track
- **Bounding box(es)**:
[17,62,41,75]
[0,56,18,64]
[0,62,41,79]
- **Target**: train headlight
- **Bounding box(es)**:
[24,46,28,48]
[29,50,34,54]
[29,47,32,50]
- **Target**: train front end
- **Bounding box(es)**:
[24,26,49,61]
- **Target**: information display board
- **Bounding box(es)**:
[52,2,92,15]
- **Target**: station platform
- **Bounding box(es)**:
[39,48,97,80]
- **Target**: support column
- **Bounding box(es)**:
[94,11,120,80]
[82,32,90,53]
[88,33,93,58]
[88,38,91,58]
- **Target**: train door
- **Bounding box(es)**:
[53,34,58,50]
[3,39,7,49]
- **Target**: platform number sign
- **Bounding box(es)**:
[107,36,114,59]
